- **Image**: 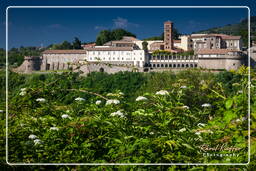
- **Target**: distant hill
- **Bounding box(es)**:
[193,16,256,47]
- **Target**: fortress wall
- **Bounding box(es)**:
[198,58,242,70]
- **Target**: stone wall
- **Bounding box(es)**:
[78,62,136,74]
[198,57,243,70]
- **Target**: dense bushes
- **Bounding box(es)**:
[0,67,255,170]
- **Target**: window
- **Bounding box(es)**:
[169,64,172,67]
[157,64,160,67]
[165,64,168,67]
[153,64,156,67]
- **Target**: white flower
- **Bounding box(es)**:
[33,139,42,145]
[136,96,148,101]
[28,134,37,139]
[195,132,201,135]
[156,90,169,95]
[110,110,125,118]
[201,103,211,107]
[200,80,205,85]
[0,110,3,113]
[75,97,85,101]
[149,132,154,135]
[182,105,189,109]
[36,98,46,102]
[197,123,206,127]
[179,128,186,132]
[61,114,70,119]
[106,99,120,105]
[20,88,27,91]
[95,100,102,105]
[238,90,243,94]
[19,91,26,96]
[50,127,59,131]
[180,85,187,89]
[119,92,124,95]
[236,119,241,122]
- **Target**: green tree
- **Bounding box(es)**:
[62,41,73,49]
[72,37,82,49]
[142,41,148,52]
[95,29,136,45]
[96,30,112,45]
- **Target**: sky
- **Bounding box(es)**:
[0,0,255,49]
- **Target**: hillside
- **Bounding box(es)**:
[194,16,256,47]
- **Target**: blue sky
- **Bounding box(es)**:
[0,0,255,49]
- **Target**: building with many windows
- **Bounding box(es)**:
[16,20,245,73]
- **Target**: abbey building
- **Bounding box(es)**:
[17,21,245,73]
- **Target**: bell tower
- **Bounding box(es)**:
[164,21,174,51]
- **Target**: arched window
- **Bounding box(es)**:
[169,64,172,68]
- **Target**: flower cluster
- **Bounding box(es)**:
[36,98,46,103]
[156,90,169,96]
[19,88,27,96]
[75,97,85,101]
[95,100,102,105]
[50,127,59,131]
[106,99,120,105]
[201,103,211,108]
[110,110,125,118]
[135,96,148,102]
[61,114,71,119]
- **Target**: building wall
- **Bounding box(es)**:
[198,58,242,70]
[86,49,145,67]
[41,53,86,70]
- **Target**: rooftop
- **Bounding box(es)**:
[84,47,134,51]
[42,50,86,54]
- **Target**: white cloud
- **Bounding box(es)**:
[112,17,139,28]
[94,25,107,30]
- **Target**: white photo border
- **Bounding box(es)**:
[5,6,251,166]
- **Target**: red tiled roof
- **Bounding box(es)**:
[191,34,241,40]
[84,47,134,51]
[42,50,86,54]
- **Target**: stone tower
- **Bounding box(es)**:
[164,21,174,51]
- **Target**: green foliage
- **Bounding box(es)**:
[0,67,254,170]
[49,37,82,50]
[96,29,136,45]
[0,47,43,68]
[72,37,82,49]
[142,41,148,51]
[152,50,194,56]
